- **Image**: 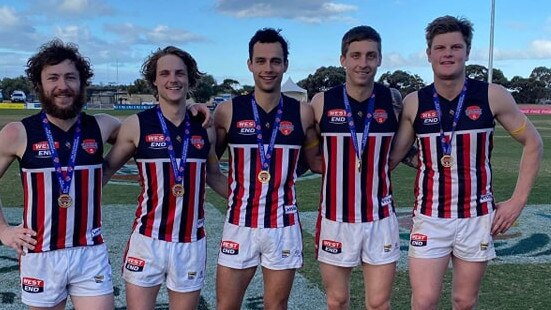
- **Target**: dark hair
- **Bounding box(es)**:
[248,28,289,61]
[341,26,382,56]
[26,39,93,91]
[425,15,474,53]
[141,46,203,95]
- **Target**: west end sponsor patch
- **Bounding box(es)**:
[465,105,482,121]
[327,109,347,124]
[125,257,146,272]
[237,120,256,135]
[32,141,60,158]
[191,135,205,149]
[322,239,342,254]
[22,277,45,293]
[81,139,98,155]
[410,233,428,247]
[220,240,239,255]
[373,109,388,124]
[421,110,439,125]
[279,121,294,136]
[145,134,167,149]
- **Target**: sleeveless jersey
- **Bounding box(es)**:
[318,83,398,223]
[133,107,209,243]
[413,78,495,218]
[226,94,304,228]
[19,112,104,253]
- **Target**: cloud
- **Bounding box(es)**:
[29,0,115,20]
[215,0,357,23]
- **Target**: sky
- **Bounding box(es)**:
[1,0,550,88]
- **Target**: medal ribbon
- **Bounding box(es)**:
[40,111,81,196]
[156,105,191,185]
[342,84,376,163]
[251,95,284,171]
[432,79,468,157]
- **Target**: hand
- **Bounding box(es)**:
[188,103,212,127]
[491,198,525,235]
[0,224,37,256]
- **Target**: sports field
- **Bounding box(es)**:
[0,108,550,309]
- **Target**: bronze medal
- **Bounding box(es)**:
[440,155,454,168]
[257,170,271,184]
[172,184,185,197]
[58,194,72,208]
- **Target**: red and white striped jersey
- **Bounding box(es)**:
[133,108,209,243]
[225,94,304,228]
[318,84,398,223]
[19,113,104,252]
[413,79,495,218]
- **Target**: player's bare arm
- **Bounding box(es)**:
[389,91,418,170]
[300,101,322,174]
[0,122,37,255]
[102,114,139,186]
[206,126,228,198]
[95,113,122,145]
[213,100,232,159]
[489,83,544,235]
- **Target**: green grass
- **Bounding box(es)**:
[1,109,550,309]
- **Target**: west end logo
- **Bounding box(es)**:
[237,120,256,135]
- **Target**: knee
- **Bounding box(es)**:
[411,291,439,310]
[326,293,349,310]
[452,294,478,310]
[365,296,390,310]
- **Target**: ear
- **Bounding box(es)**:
[247,59,253,72]
[426,47,432,63]
[340,54,346,67]
[283,60,289,73]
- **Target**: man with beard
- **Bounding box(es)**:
[0,39,120,309]
[213,28,320,310]
[102,46,228,309]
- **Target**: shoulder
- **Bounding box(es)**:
[0,121,27,156]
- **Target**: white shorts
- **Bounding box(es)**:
[316,214,400,267]
[122,232,206,293]
[20,244,113,308]
[217,222,303,270]
[408,210,496,262]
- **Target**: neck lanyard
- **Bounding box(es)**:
[432,79,468,168]
[155,105,191,197]
[40,111,81,208]
[342,84,376,172]
[251,94,284,184]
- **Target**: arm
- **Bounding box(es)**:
[302,93,324,174]
[213,100,232,159]
[0,122,37,255]
[94,113,122,145]
[205,127,228,198]
[489,83,544,235]
[102,115,139,186]
[390,90,418,169]
[389,92,418,170]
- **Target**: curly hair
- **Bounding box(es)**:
[25,38,93,91]
[141,46,203,97]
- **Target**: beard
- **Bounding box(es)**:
[39,87,86,120]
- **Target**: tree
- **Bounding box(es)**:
[508,76,547,104]
[216,78,240,96]
[298,66,345,100]
[236,84,254,95]
[127,78,152,95]
[0,76,33,100]
[529,66,551,88]
[377,70,425,98]
[192,74,217,103]
[465,64,508,86]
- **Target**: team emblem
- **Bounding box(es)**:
[279,121,294,135]
[373,109,388,124]
[81,139,98,155]
[465,105,482,120]
[191,135,205,149]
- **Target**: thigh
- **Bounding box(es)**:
[122,233,167,287]
[125,282,161,310]
[216,264,256,310]
[260,224,303,270]
[71,294,114,310]
[167,289,201,310]
[451,256,487,303]
[319,262,352,301]
[316,217,362,267]
[166,237,206,293]
[362,262,396,308]
[361,214,400,265]
[261,267,296,309]
[409,256,450,308]
[218,222,260,269]
[20,251,68,308]
[68,244,114,298]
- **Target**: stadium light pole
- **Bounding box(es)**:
[488,0,496,83]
